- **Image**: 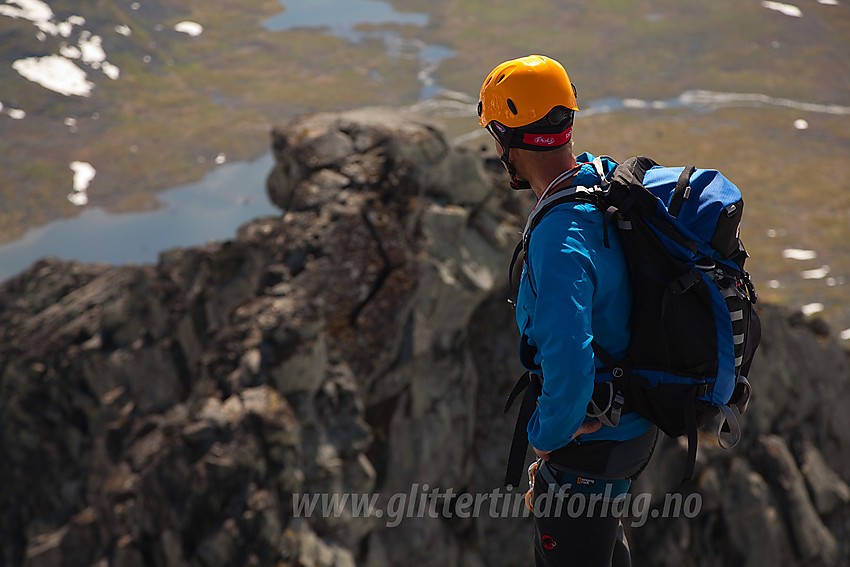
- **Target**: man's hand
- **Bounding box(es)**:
[532,446,552,461]
[573,420,602,438]
[532,420,602,462]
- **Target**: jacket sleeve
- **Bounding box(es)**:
[525,208,598,452]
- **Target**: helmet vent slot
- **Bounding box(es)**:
[507,98,518,115]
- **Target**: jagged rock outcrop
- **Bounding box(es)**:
[1,107,848,567]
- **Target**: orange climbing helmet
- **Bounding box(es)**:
[478,55,579,189]
[478,54,578,131]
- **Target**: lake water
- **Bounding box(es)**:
[262,0,428,38]
[0,153,278,282]
[263,0,455,100]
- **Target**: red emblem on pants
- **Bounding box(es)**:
[541,535,557,550]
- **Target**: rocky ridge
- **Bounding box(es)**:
[1,108,848,567]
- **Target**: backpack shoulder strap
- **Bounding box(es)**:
[522,186,604,247]
[590,155,617,188]
[513,186,604,295]
[508,158,618,302]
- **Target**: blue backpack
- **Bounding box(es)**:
[504,156,761,485]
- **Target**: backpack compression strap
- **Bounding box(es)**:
[668,165,696,219]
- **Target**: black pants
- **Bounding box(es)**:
[531,427,657,567]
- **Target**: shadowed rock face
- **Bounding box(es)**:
[1,108,849,567]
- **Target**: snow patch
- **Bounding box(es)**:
[67,192,89,207]
[0,0,85,37]
[70,161,96,192]
[801,266,830,280]
[0,0,54,27]
[2,4,120,92]
[794,118,809,129]
[679,91,850,115]
[12,55,94,97]
[68,161,96,206]
[59,44,82,59]
[761,1,803,17]
[78,31,106,66]
[101,62,120,80]
[801,303,824,316]
[782,248,817,260]
[174,21,204,37]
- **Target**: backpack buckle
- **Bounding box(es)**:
[743,271,758,304]
[670,269,701,295]
[586,382,624,428]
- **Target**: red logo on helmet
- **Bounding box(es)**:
[541,535,557,551]
[522,126,572,147]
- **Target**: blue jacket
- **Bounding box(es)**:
[515,153,652,451]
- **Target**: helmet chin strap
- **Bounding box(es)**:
[500,150,531,191]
